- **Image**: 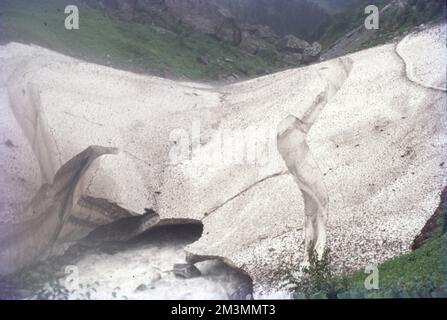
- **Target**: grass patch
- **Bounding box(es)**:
[341,233,446,298]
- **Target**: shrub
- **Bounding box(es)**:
[286,242,347,299]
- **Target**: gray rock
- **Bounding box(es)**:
[276,35,310,53]
[215,19,242,45]
[304,42,322,57]
[173,263,201,278]
[303,42,322,63]
[228,73,240,81]
[281,52,303,66]
[215,73,240,82]
[135,283,148,292]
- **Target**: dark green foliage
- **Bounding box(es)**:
[286,243,348,299]
[298,245,338,298]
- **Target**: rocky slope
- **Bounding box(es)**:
[3,0,442,81]
[0,0,279,81]
[209,0,330,41]
[81,0,446,67]
[0,23,445,295]
[321,0,446,59]
[83,0,324,66]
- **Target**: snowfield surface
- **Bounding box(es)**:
[0,23,446,295]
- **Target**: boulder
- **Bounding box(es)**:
[215,19,242,45]
[303,41,322,61]
[276,35,310,53]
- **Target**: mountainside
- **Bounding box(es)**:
[87,0,326,65]
[320,0,446,58]
[0,0,286,81]
[0,0,329,81]
[1,0,444,81]
[209,0,330,42]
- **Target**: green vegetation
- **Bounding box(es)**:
[286,244,346,299]
[289,193,447,299]
[0,0,284,80]
[341,234,446,298]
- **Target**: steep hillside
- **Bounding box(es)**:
[1,0,444,80]
[0,0,285,80]
[321,0,446,58]
[210,0,330,42]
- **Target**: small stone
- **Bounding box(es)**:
[135,284,148,292]
[173,263,201,279]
